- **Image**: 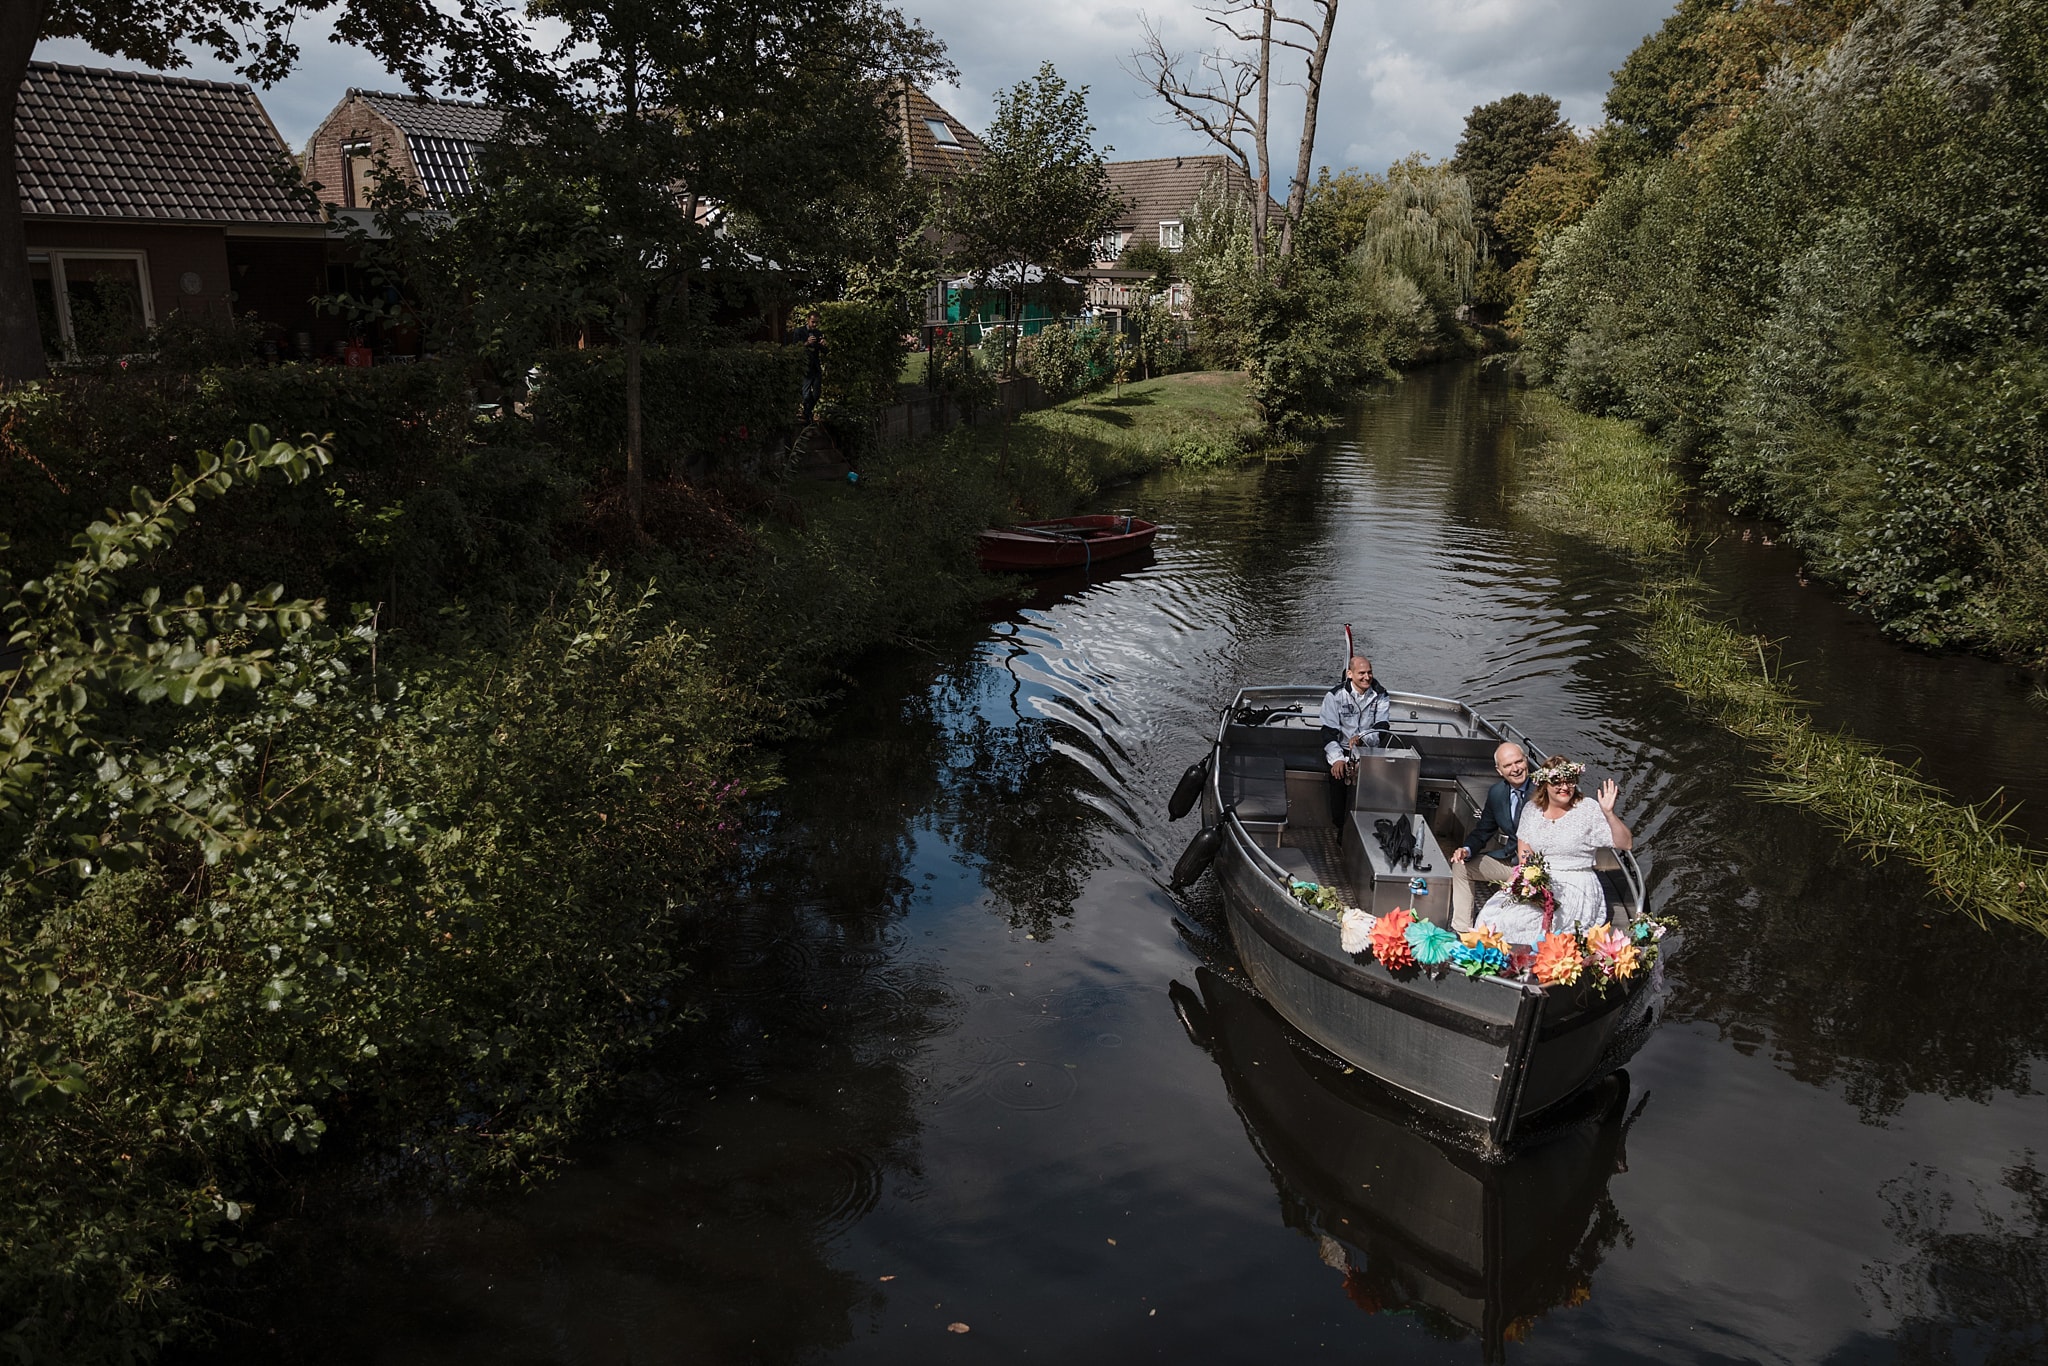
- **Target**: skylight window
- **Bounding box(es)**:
[926,118,963,150]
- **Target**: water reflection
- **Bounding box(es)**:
[1864,1151,2048,1364]
[1172,968,1634,1362]
[194,363,2048,1363]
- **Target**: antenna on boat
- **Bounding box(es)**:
[1343,623,1354,669]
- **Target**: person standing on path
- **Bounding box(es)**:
[1450,742,1534,930]
[799,311,827,424]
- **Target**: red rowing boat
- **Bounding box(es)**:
[977,514,1159,572]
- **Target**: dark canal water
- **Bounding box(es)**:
[213,365,2048,1364]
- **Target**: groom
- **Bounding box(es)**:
[1450,741,1534,930]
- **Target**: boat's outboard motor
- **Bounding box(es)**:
[1168,752,1211,822]
[1172,814,1227,889]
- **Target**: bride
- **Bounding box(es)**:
[1476,756,1634,945]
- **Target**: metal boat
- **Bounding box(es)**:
[1175,684,1663,1150]
[1172,967,1634,1360]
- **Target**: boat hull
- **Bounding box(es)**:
[1197,696,1656,1149]
[976,515,1157,572]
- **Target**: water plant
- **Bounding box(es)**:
[1515,395,2048,939]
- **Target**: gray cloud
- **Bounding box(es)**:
[36,0,1675,176]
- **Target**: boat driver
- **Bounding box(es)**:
[1319,655,1391,822]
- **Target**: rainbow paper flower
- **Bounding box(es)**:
[1533,931,1584,987]
[1405,920,1461,967]
[1371,908,1417,970]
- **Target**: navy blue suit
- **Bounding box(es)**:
[1462,777,1535,862]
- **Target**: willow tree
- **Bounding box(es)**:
[1354,161,1482,345]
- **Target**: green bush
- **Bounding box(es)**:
[528,343,804,478]
[1522,0,2048,659]
[0,436,774,1360]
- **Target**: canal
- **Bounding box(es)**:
[211,364,2048,1363]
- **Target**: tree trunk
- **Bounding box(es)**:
[624,299,645,528]
[0,1,51,383]
[1251,2,1272,277]
[1278,0,1340,264]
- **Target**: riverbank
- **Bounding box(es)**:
[1512,390,2048,939]
[0,364,1270,1362]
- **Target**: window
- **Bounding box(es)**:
[925,118,963,151]
[341,140,379,208]
[30,250,154,359]
[1158,220,1184,251]
[1094,230,1127,263]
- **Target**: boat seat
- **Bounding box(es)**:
[1221,751,1289,823]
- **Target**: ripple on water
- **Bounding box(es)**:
[982,1059,1079,1111]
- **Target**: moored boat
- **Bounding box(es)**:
[976,514,1158,572]
[1170,685,1668,1151]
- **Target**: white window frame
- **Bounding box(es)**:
[36,249,156,358]
[1158,220,1184,251]
[1094,229,1127,263]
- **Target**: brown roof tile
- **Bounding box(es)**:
[1103,155,1257,242]
[894,84,985,178]
[16,62,324,226]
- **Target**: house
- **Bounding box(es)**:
[891,82,986,178]
[1085,155,1259,317]
[302,88,507,215]
[16,62,332,361]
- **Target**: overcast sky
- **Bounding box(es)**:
[36,0,1674,174]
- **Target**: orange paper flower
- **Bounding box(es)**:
[1371,907,1417,970]
[1460,926,1509,954]
[1533,931,1584,987]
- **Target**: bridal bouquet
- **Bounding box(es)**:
[1506,854,1557,923]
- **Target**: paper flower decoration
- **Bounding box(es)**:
[1533,931,1584,987]
[1584,924,1629,962]
[1371,908,1417,970]
[1340,908,1375,956]
[1451,941,1510,978]
[1405,919,1461,966]
[1461,926,1509,954]
[1610,940,1643,979]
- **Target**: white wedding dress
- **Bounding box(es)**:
[1476,798,1613,944]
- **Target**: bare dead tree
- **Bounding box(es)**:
[1126,0,1340,274]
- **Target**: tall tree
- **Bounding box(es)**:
[1450,92,1570,236]
[5,0,510,382]
[338,0,945,523]
[1128,0,1341,273]
[946,63,1123,356]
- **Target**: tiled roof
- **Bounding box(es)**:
[16,62,323,225]
[347,90,507,205]
[897,85,985,177]
[1103,155,1256,239]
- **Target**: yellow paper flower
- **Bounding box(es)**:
[1461,926,1509,954]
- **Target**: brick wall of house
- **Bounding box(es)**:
[24,220,234,330]
[302,96,415,209]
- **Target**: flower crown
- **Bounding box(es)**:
[1534,759,1585,786]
